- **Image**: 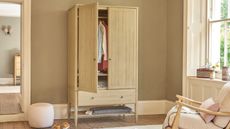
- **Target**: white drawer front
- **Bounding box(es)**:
[78,89,136,106]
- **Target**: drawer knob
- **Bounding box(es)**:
[120,96,124,99]
[91,97,95,100]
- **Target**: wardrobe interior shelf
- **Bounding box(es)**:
[77,73,107,76]
[78,111,135,118]
[97,87,107,90]
[98,17,108,19]
[98,72,108,76]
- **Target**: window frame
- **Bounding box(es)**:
[208,0,230,69]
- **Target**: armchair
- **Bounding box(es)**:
[163,82,230,129]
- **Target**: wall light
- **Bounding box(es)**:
[1,25,12,35]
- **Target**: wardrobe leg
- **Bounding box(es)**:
[122,114,125,119]
[135,114,138,123]
[67,103,71,119]
[74,110,78,128]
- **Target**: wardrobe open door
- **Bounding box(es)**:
[67,6,78,106]
[78,3,98,93]
[108,8,138,89]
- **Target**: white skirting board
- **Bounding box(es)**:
[137,100,175,115]
[53,104,69,119]
[53,100,175,119]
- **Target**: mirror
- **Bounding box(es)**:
[0,2,22,115]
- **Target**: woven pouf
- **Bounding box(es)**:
[28,103,54,128]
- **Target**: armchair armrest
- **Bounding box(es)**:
[176,101,230,116]
[176,95,202,105]
[171,96,230,129]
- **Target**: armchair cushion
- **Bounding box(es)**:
[163,106,222,129]
[199,98,220,123]
[213,82,230,128]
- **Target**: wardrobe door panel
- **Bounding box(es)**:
[108,8,138,89]
[67,7,78,105]
[79,3,98,92]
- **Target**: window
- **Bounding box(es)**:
[209,0,230,68]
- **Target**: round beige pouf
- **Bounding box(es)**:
[28,103,54,128]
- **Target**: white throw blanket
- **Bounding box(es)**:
[163,106,198,129]
[97,125,162,129]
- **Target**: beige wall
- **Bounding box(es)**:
[31,0,75,103]
[31,0,180,103]
[138,0,167,100]
[166,0,183,101]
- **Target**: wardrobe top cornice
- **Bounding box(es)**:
[73,4,138,10]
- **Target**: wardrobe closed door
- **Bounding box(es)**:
[78,3,98,93]
[108,8,138,89]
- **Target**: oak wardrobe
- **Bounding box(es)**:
[67,3,138,126]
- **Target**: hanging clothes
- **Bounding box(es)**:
[101,21,108,72]
[98,21,104,63]
[102,22,107,61]
[98,21,108,73]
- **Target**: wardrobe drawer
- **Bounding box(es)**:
[78,89,136,106]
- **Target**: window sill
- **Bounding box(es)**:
[187,76,228,84]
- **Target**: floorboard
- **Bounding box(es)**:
[0,115,165,129]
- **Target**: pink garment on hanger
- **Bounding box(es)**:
[98,21,108,73]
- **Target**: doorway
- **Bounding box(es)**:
[0,2,21,115]
[0,0,31,122]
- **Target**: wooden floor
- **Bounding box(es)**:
[0,115,166,129]
[0,93,22,115]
